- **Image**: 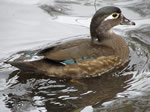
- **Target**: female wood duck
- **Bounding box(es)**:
[8,6,135,79]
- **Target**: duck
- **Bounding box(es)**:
[7,6,135,79]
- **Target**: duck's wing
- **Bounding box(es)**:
[38,39,115,63]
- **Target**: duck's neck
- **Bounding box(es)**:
[91,28,113,44]
[90,21,113,43]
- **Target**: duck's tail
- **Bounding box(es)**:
[6,59,65,76]
[6,61,34,72]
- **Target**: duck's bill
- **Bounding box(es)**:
[120,15,135,25]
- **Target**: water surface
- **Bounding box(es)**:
[1,0,150,112]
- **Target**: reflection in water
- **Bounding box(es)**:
[1,0,150,112]
[4,68,132,112]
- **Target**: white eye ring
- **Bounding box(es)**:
[104,13,120,21]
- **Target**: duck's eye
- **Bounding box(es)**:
[104,13,120,21]
[112,13,119,18]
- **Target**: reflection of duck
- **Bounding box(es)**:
[6,70,132,112]
[8,6,135,79]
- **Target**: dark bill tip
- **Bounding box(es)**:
[131,21,136,25]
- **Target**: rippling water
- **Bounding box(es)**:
[1,0,150,112]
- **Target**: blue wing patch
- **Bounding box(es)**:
[63,59,76,64]
[62,56,90,64]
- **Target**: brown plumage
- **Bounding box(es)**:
[7,6,135,79]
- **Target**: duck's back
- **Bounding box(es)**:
[38,39,116,63]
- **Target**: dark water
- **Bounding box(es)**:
[1,0,150,112]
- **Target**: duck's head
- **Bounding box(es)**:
[90,6,135,42]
